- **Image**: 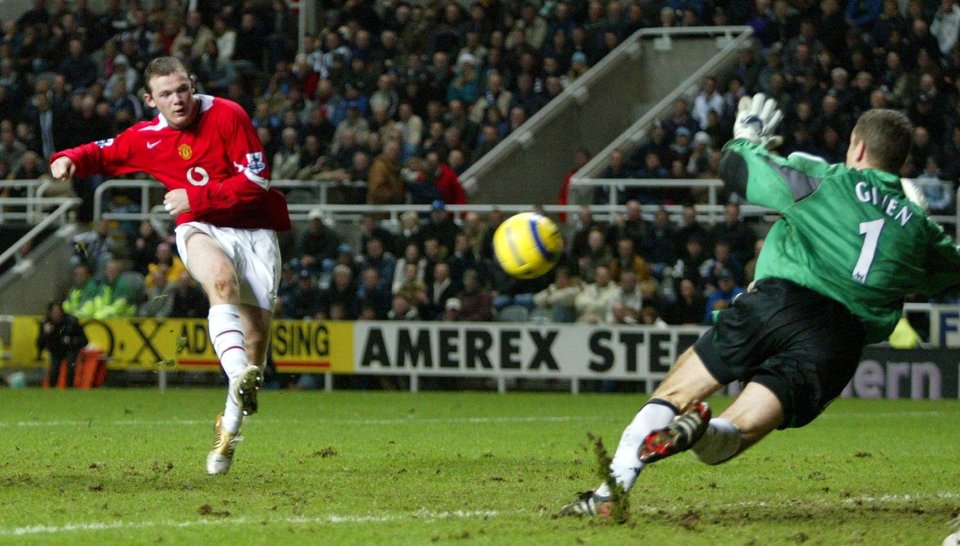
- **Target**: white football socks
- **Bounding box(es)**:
[208,304,248,434]
[595,399,678,497]
[692,418,741,465]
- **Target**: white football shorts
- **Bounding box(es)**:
[175,222,281,311]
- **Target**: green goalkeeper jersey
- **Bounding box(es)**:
[722,139,960,343]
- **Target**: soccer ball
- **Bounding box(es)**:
[493,212,564,279]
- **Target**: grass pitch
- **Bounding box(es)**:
[0,388,957,545]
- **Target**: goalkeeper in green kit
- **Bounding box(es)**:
[561,94,960,517]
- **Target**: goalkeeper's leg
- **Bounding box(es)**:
[561,349,723,516]
[691,381,783,464]
[598,348,723,495]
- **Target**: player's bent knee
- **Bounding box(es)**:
[211,277,240,300]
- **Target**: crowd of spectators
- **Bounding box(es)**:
[2,0,956,327]
[62,196,765,330]
[573,0,960,214]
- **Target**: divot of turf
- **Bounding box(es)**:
[587,432,628,523]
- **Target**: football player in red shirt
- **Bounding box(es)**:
[51,56,291,475]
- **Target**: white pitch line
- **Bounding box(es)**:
[3,492,958,538]
[0,510,506,537]
[0,415,599,428]
[3,410,953,428]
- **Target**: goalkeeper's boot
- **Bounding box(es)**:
[639,401,711,464]
[232,365,264,416]
[558,490,612,518]
[206,413,241,475]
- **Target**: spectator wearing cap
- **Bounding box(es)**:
[421,199,461,255]
[103,53,139,98]
[702,267,742,324]
[686,131,713,176]
[298,209,341,273]
[334,243,358,276]
[667,126,694,170]
[442,297,463,321]
[567,51,590,83]
[447,52,481,104]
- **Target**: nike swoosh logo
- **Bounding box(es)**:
[147,140,161,149]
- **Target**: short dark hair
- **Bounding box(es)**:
[143,56,190,95]
[852,109,913,174]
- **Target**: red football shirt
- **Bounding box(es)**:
[51,95,291,231]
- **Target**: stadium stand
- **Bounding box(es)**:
[0,0,958,342]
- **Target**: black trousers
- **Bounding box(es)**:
[49,353,79,388]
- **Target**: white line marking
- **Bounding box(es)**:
[4,493,958,537]
[3,410,950,428]
[0,510,505,537]
[0,415,599,428]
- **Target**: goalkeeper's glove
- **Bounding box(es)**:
[734,93,784,149]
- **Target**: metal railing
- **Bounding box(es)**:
[460,25,753,203]
[0,179,47,223]
[0,197,81,273]
[86,178,960,237]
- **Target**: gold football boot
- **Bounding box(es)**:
[206,413,241,475]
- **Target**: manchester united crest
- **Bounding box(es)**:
[178,144,193,160]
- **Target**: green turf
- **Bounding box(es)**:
[0,389,957,545]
